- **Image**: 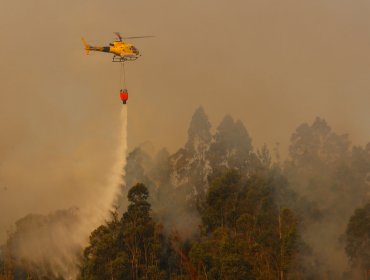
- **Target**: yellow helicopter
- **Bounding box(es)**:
[81,32,153,62]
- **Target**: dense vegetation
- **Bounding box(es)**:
[80,170,303,280]
[345,203,370,280]
[1,107,369,279]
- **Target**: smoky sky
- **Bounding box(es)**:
[1,0,370,241]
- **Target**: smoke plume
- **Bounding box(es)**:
[6,107,128,279]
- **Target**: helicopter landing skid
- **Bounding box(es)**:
[112,55,138,62]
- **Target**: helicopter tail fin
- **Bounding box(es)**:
[81,37,90,55]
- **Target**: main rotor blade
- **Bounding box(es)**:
[122,35,155,39]
[114,32,123,41]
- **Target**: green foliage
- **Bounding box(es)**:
[4,108,370,280]
[121,183,163,279]
[169,107,213,202]
[185,106,212,153]
[125,148,155,199]
[190,228,254,280]
[345,203,370,273]
[127,182,150,204]
[36,110,370,279]
[208,115,252,174]
[80,113,370,280]
[202,169,241,231]
[78,169,305,280]
[284,117,370,278]
[199,170,304,280]
[80,183,166,280]
[81,214,128,280]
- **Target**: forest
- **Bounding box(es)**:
[1,107,369,280]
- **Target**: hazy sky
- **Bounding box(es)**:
[1,0,370,241]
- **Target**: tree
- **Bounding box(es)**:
[200,169,303,280]
[80,183,166,280]
[345,202,370,279]
[284,118,370,278]
[208,115,253,176]
[121,183,165,280]
[149,148,171,188]
[190,228,254,280]
[124,148,155,202]
[170,107,212,200]
[202,169,241,232]
[80,212,129,280]
[276,208,298,280]
[285,117,351,203]
[0,241,15,280]
[185,106,212,154]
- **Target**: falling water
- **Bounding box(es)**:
[9,107,129,279]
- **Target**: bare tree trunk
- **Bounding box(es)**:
[110,259,114,280]
[202,263,208,280]
[278,208,283,280]
[4,246,13,280]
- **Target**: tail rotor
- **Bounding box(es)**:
[81,37,91,55]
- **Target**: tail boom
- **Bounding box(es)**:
[81,37,110,55]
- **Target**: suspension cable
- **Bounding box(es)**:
[122,62,126,89]
[119,62,123,89]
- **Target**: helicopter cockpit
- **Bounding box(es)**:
[131,46,139,55]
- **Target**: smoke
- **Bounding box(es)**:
[80,106,128,229]
[0,0,370,278]
[7,107,128,279]
[282,117,370,277]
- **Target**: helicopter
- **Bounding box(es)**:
[81,32,154,62]
[81,32,153,104]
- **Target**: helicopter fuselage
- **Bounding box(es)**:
[82,38,140,60]
[108,41,139,57]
